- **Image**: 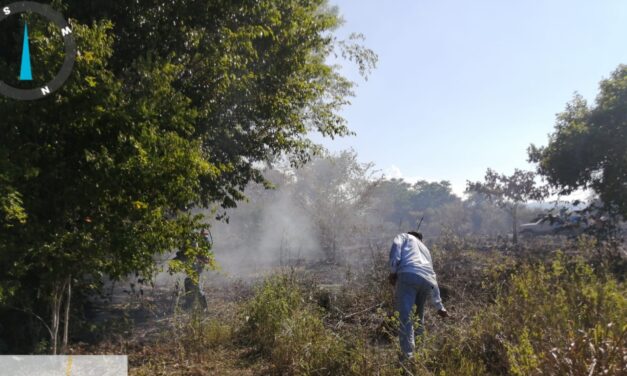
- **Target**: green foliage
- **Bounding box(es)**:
[271,309,349,375]
[64,0,377,186]
[172,310,233,363]
[505,328,539,376]
[0,0,375,352]
[0,189,27,229]
[466,169,548,208]
[372,179,460,229]
[529,65,627,218]
[244,274,304,352]
[495,254,625,374]
[243,274,401,375]
[466,169,548,243]
[418,253,626,375]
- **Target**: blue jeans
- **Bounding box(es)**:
[395,273,433,358]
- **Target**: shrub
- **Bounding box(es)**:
[417,252,626,375]
[243,274,402,375]
[171,309,233,364]
[496,253,625,372]
[243,274,304,353]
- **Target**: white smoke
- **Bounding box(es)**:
[208,177,322,278]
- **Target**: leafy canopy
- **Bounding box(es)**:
[0,0,376,350]
[529,65,627,218]
[466,169,548,243]
[466,169,548,211]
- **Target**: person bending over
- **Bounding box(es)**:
[388,231,448,359]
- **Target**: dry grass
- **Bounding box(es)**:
[73,235,626,375]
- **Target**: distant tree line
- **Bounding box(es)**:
[210,150,545,267]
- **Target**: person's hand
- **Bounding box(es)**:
[388,273,397,286]
[437,308,449,318]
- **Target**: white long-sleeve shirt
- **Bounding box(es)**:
[389,233,444,310]
[388,233,439,288]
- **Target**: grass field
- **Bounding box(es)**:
[73,236,626,375]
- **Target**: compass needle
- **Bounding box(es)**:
[0,2,76,100]
[19,21,32,81]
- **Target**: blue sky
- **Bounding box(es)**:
[316,0,627,195]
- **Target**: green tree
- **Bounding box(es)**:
[370,179,459,232]
[292,150,379,262]
[466,169,548,244]
[370,178,414,228]
[0,0,375,353]
[463,192,512,236]
[411,181,457,210]
[529,65,627,219]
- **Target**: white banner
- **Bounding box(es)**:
[0,355,127,376]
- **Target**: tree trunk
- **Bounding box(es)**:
[512,205,519,245]
[50,281,65,355]
[62,275,72,353]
